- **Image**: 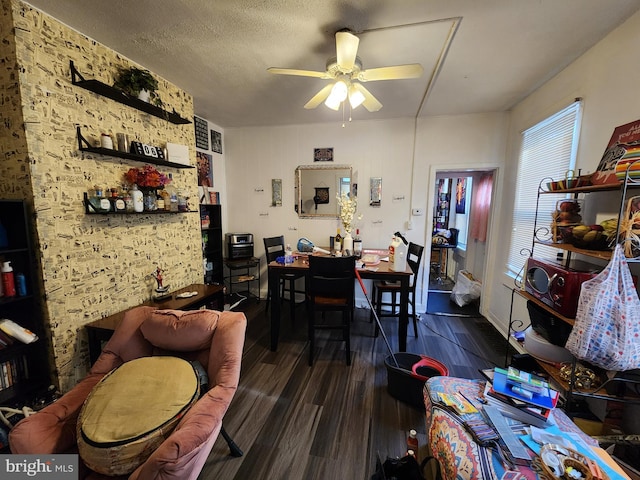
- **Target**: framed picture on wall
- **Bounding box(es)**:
[314,147,333,162]
[194,116,209,150]
[211,130,222,154]
[456,178,466,214]
[197,151,213,187]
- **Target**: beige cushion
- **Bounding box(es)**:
[77,356,199,476]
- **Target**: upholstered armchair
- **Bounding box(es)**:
[9,306,246,480]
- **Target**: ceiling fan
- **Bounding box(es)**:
[267,30,424,112]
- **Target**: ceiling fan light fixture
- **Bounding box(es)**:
[348,85,365,109]
[324,80,348,110]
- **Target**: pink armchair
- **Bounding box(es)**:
[9,306,247,480]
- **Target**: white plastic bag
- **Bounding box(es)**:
[450,270,481,307]
[565,244,640,371]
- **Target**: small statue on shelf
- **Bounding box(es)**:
[151,266,169,293]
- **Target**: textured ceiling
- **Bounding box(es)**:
[23,0,640,128]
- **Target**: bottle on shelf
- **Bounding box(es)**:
[15,272,27,297]
[334,228,342,255]
[131,184,144,213]
[178,191,188,212]
[156,191,165,211]
[353,229,362,258]
[123,189,134,212]
[407,429,419,458]
[167,174,179,212]
[2,261,16,298]
[160,189,170,211]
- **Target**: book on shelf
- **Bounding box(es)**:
[0,329,14,349]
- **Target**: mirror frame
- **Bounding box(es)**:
[295,164,352,218]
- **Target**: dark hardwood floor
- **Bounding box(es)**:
[199,298,511,480]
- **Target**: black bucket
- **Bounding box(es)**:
[384,353,449,408]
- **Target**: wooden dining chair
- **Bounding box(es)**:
[263,236,305,322]
[370,242,424,338]
[306,255,356,366]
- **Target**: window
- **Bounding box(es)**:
[506,100,583,278]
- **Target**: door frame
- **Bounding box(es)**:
[419,163,501,316]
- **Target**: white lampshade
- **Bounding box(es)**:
[348,85,365,109]
[324,81,348,110]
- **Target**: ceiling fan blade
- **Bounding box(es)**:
[336,31,359,71]
[352,83,382,112]
[304,84,334,109]
[267,67,328,78]
[358,63,424,82]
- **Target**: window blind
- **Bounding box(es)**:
[506,100,583,278]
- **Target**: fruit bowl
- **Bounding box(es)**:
[569,225,612,250]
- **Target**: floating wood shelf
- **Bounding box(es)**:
[70,61,191,125]
[76,127,193,169]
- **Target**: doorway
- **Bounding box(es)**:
[425,169,496,316]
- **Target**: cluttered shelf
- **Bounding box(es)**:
[534,360,640,404]
[532,241,613,261]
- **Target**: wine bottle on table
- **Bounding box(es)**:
[334,228,342,255]
[353,229,362,258]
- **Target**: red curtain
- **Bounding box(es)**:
[470,173,493,242]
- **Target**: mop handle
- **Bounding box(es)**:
[355,267,368,295]
[355,268,399,368]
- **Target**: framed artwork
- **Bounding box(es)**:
[456,178,466,214]
[196,151,213,187]
[194,116,209,150]
[314,147,333,162]
[370,177,382,207]
[272,179,282,206]
[211,130,222,154]
[208,188,220,205]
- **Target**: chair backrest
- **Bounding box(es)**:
[263,235,285,263]
[308,255,356,303]
[407,242,424,282]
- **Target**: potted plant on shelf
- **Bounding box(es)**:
[113,66,163,107]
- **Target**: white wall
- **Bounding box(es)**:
[224,113,509,309]
[486,8,640,340]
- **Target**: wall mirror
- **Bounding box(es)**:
[295,164,352,218]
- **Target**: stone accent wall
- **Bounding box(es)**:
[2,0,203,391]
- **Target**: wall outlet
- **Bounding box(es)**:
[406,220,413,230]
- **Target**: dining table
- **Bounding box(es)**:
[267,250,413,353]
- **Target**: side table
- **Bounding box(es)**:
[224,257,260,300]
[85,283,224,364]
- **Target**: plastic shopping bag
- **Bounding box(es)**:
[450,270,481,307]
[565,244,640,371]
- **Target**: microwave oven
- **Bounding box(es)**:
[524,257,601,318]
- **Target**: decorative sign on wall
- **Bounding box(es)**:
[314,147,333,162]
[272,179,282,206]
[370,177,382,207]
[211,130,222,154]
[194,116,209,150]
